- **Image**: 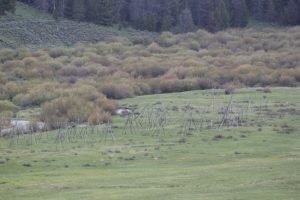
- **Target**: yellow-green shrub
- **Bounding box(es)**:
[48,48,66,58]
[100,83,134,99]
[0,49,16,63]
[40,96,113,129]
[0,100,18,112]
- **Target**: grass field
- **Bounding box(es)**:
[0,88,300,200]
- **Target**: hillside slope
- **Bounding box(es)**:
[0,2,157,49]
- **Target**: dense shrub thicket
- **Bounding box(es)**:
[0,27,300,126]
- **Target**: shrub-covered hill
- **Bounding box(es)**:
[0,25,300,126]
[0,2,157,49]
[0,19,157,49]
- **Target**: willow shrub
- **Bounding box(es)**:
[40,96,114,129]
[0,27,300,127]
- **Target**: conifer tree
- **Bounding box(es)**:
[194,0,229,32]
[252,0,265,20]
[178,7,195,33]
[0,1,5,15]
[129,0,147,30]
[64,0,73,19]
[96,0,114,26]
[34,0,50,12]
[231,0,248,27]
[195,0,212,29]
[284,0,299,25]
[266,0,277,22]
[0,0,16,15]
[160,0,179,31]
[17,0,300,32]
[72,0,86,21]
[8,0,16,13]
[213,0,230,31]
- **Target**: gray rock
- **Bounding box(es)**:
[0,119,46,136]
[116,108,133,116]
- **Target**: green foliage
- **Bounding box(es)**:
[86,0,114,26]
[283,0,300,25]
[0,100,17,128]
[71,0,86,21]
[266,0,277,22]
[100,84,134,99]
[230,0,248,27]
[35,83,117,128]
[0,26,299,126]
[0,88,300,200]
[213,0,230,32]
[0,100,18,112]
[0,0,16,15]
[177,8,196,33]
[14,0,300,33]
[12,85,58,107]
[40,96,114,128]
[0,2,158,49]
[0,49,16,63]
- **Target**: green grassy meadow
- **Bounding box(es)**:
[0,88,300,200]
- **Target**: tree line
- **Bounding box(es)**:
[0,0,16,15]
[2,0,300,32]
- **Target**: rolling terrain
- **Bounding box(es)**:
[0,2,157,49]
[0,3,300,200]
